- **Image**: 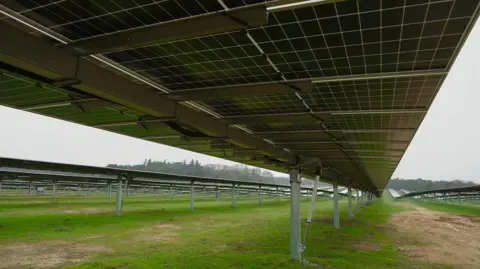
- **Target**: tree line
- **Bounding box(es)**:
[386,178,476,191]
[107,158,291,185]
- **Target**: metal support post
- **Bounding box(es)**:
[347,184,353,219]
[215,186,219,200]
[276,186,280,201]
[232,183,237,208]
[333,178,340,229]
[169,184,174,200]
[190,180,195,211]
[0,179,2,193]
[202,186,206,200]
[355,189,360,212]
[458,192,462,207]
[258,185,262,205]
[125,179,129,197]
[289,166,301,261]
[107,181,112,204]
[303,165,322,251]
[51,180,57,199]
[115,176,123,216]
[28,181,32,195]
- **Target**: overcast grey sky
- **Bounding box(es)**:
[0,21,479,183]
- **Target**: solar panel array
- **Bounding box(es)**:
[1,0,479,192]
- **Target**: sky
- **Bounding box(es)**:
[0,21,479,183]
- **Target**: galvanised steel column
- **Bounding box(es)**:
[355,189,360,212]
[289,167,301,261]
[51,180,57,199]
[276,186,280,201]
[215,186,219,200]
[107,181,112,204]
[347,184,353,219]
[28,181,32,195]
[258,185,262,205]
[303,165,322,248]
[115,176,123,216]
[190,180,195,211]
[458,192,462,207]
[0,179,3,193]
[232,183,237,208]
[201,186,206,200]
[169,184,174,200]
[333,178,340,229]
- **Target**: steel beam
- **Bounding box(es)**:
[258,185,262,205]
[274,140,409,145]
[167,80,312,101]
[62,5,268,55]
[333,178,340,229]
[347,185,353,219]
[254,129,415,135]
[312,69,447,84]
[289,167,301,261]
[232,183,237,208]
[356,190,360,212]
[330,109,427,115]
[190,180,195,211]
[51,180,57,199]
[221,112,331,125]
[303,166,321,249]
[0,22,293,164]
[115,176,123,216]
[106,181,111,203]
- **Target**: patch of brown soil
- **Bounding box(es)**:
[63,207,107,214]
[82,234,107,240]
[22,201,48,204]
[390,205,480,269]
[353,241,384,251]
[0,240,112,269]
[134,222,181,243]
[134,231,179,242]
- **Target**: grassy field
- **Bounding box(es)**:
[405,198,480,216]
[0,193,455,269]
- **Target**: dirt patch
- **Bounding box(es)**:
[135,231,179,242]
[21,201,48,204]
[212,244,228,252]
[353,241,384,251]
[133,222,181,243]
[0,240,112,269]
[390,203,480,269]
[82,234,107,240]
[63,207,107,214]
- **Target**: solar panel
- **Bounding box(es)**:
[1,0,479,191]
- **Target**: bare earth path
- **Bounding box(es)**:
[390,203,480,269]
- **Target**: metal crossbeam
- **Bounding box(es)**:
[61,5,268,55]
[221,112,331,125]
[167,80,312,101]
[312,70,447,84]
[0,22,294,165]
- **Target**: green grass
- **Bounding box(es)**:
[404,198,480,216]
[0,193,451,268]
